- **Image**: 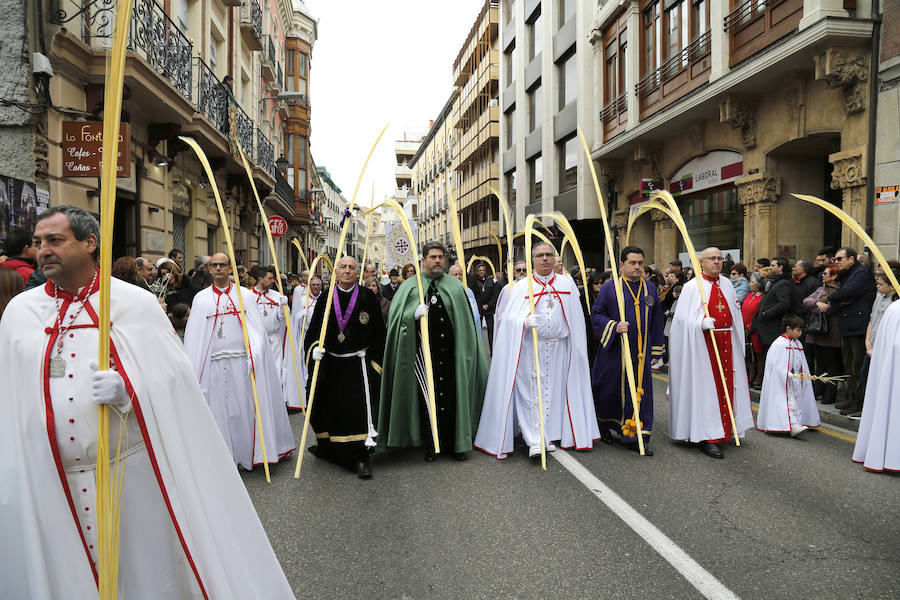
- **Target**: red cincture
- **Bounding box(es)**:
[527,274,571,304]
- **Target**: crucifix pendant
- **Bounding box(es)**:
[217,322,224,338]
[547,295,553,309]
[263,309,268,317]
[716,301,726,312]
[49,356,67,378]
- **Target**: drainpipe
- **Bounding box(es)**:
[864,0,881,240]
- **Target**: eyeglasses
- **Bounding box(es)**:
[730,271,738,275]
[534,253,554,259]
[515,268,526,272]
[702,256,724,262]
[209,262,229,268]
[833,256,846,262]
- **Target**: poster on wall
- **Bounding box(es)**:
[0,174,49,243]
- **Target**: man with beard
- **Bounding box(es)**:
[305,257,385,478]
[0,207,294,598]
[379,242,489,461]
[183,253,295,470]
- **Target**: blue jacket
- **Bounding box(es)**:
[826,261,875,336]
[730,276,750,304]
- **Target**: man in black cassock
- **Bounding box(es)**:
[305,256,385,479]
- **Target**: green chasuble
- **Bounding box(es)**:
[378,273,489,453]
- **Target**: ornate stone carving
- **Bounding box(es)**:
[719,97,756,149]
[829,148,866,189]
[650,208,671,224]
[843,84,866,114]
[815,49,868,88]
[686,122,704,153]
[613,208,629,230]
[736,173,779,206]
[784,88,801,122]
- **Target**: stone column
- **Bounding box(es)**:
[709,0,730,82]
[651,208,678,265]
[613,207,629,255]
[736,173,780,261]
[829,147,867,250]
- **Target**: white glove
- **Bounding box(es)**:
[414,304,428,320]
[91,369,131,412]
[701,317,716,330]
[650,358,664,370]
[278,295,289,306]
[524,314,541,328]
[312,347,325,361]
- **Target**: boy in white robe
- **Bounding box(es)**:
[757,315,821,436]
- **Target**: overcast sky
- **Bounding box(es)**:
[307,0,486,208]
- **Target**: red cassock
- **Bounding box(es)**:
[702,273,735,443]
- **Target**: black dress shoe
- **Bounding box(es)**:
[698,441,724,459]
[627,442,653,456]
[453,452,468,461]
[423,450,436,462]
[308,445,321,458]
[355,461,372,479]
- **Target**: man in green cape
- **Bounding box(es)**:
[378,241,489,460]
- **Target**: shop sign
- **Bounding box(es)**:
[61,121,131,178]
[172,183,192,215]
[639,177,662,200]
[669,151,742,197]
[876,185,898,204]
[268,215,288,237]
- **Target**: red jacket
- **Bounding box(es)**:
[0,257,35,284]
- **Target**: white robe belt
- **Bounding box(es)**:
[211,349,247,361]
[325,348,378,447]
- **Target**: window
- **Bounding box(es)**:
[529,84,542,131]
[558,0,575,25]
[176,0,190,33]
[603,15,627,107]
[209,39,218,73]
[558,137,577,192]
[558,51,576,109]
[529,156,543,202]
[286,50,295,75]
[510,170,517,205]
[504,44,516,86]
[642,2,661,78]
[299,53,308,76]
[505,109,515,149]
[528,11,542,60]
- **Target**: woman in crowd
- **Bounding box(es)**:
[742,272,766,388]
[0,268,24,319]
[660,270,685,315]
[365,276,391,323]
[158,260,195,308]
[111,256,142,287]
[803,263,843,405]
[730,263,750,304]
[401,263,416,281]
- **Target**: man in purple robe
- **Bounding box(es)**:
[591,246,665,454]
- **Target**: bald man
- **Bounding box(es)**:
[183,253,295,470]
[668,247,754,459]
[304,256,386,479]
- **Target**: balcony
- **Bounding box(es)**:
[261,35,277,82]
[725,0,803,67]
[636,31,711,119]
[601,93,627,141]
[240,0,263,51]
[256,128,275,178]
[194,56,228,132]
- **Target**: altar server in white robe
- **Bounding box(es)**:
[184,252,295,470]
[285,275,322,410]
[0,206,294,599]
[853,298,900,472]
[757,315,820,436]
[250,265,297,405]
[668,247,754,459]
[475,242,599,459]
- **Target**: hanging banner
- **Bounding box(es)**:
[384,217,416,269]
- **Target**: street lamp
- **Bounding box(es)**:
[259,91,306,103]
[275,154,288,176]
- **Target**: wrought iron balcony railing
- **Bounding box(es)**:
[636,31,711,97]
[194,57,228,132]
[61,0,193,100]
[601,93,627,123]
[256,128,275,177]
[240,0,263,47]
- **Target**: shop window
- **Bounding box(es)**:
[677,187,742,251]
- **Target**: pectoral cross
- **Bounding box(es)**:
[715,299,727,313]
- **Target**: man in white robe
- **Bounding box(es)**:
[757,315,821,436]
[669,247,754,459]
[0,206,294,598]
[184,253,295,470]
[285,275,322,410]
[475,243,599,459]
[853,299,900,472]
[250,265,301,410]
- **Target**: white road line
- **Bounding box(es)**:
[552,450,740,600]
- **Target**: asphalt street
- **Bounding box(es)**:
[242,373,900,599]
